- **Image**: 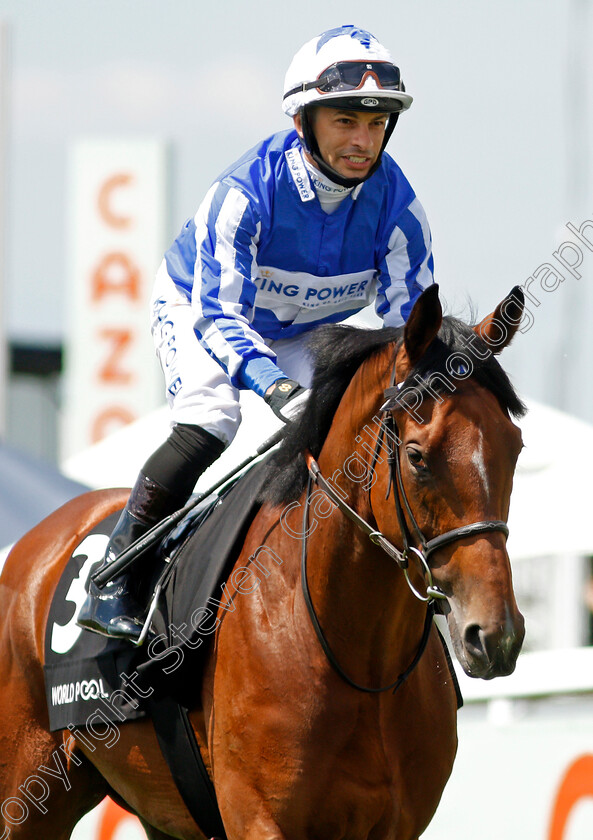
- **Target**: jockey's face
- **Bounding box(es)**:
[294,106,388,181]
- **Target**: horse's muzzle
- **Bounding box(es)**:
[451,609,525,679]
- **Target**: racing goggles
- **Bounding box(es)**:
[285,61,402,101]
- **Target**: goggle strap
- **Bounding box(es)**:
[284,79,320,100]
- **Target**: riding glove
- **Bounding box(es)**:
[264,379,310,423]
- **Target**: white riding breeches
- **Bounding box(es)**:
[151,263,315,447]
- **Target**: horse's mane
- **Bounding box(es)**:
[262,318,526,506]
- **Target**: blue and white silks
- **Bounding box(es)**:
[163,129,434,398]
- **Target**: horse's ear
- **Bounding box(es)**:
[403,283,443,366]
[474,286,524,354]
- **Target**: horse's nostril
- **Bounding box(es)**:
[463,623,486,659]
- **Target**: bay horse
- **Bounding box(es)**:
[0,284,526,840]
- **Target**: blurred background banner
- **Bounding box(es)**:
[0,20,9,437]
[60,139,166,459]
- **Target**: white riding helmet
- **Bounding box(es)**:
[282,26,412,186]
[283,25,413,117]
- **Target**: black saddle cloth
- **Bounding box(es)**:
[44,458,269,730]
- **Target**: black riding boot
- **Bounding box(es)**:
[77,424,226,643]
[76,473,185,642]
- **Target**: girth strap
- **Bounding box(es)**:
[149,697,227,839]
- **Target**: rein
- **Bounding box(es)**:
[299,351,510,694]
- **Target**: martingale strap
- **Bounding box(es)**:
[300,474,435,695]
[299,469,463,704]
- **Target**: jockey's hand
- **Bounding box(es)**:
[264,379,310,423]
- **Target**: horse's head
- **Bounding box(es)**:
[264,287,526,680]
[376,285,526,679]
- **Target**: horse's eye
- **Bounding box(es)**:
[406,447,427,471]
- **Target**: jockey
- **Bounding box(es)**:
[77,24,435,642]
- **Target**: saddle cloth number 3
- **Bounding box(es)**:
[50,533,108,655]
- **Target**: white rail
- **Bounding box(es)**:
[454,646,593,702]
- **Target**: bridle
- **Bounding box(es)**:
[300,347,510,693]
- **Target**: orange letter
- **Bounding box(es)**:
[91,407,136,443]
[548,754,593,840]
[91,253,141,303]
[97,328,134,385]
[98,797,142,840]
[98,173,133,229]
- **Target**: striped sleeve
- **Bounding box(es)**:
[375,196,435,326]
[191,183,286,395]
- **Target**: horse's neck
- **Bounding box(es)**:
[306,349,426,683]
